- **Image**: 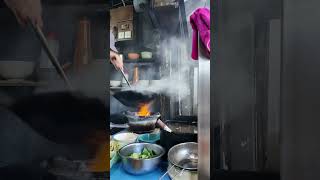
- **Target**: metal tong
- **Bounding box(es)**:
[29,21,73,90]
[120,68,131,88]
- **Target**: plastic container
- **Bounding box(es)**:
[138,133,160,143]
[141,51,152,59]
[113,132,138,148]
[128,53,140,60]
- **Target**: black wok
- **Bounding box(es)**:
[111,90,157,108]
[10,91,107,144]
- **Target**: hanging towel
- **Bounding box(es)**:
[190,8,210,60]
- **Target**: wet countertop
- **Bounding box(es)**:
[110,162,170,180]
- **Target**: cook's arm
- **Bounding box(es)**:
[110,49,123,71]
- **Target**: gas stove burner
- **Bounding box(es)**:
[119,111,161,133]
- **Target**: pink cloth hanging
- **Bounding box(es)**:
[190,8,210,60]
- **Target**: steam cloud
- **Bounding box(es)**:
[35,37,195,104]
[125,36,195,101]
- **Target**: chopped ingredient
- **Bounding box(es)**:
[128,148,157,159]
[110,140,119,158]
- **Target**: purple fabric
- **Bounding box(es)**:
[190,8,210,60]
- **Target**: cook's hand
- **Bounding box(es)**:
[110,50,123,71]
[4,0,43,28]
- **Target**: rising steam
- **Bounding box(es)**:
[125,36,195,101]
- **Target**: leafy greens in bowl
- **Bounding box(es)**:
[128,148,157,159]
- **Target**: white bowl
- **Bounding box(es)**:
[149,80,161,86]
[113,132,138,148]
[0,61,35,80]
[137,80,149,87]
[141,52,152,59]
[110,80,121,87]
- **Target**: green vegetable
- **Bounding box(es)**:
[128,148,157,159]
[130,153,140,159]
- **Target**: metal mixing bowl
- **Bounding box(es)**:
[118,143,165,175]
[168,142,198,171]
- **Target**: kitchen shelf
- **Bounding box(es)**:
[115,40,137,48]
[110,86,123,90]
[0,80,48,87]
[43,0,108,5]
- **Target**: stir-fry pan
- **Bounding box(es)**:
[111,90,157,108]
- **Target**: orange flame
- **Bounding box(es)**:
[136,103,151,117]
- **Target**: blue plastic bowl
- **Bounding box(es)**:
[138,133,160,143]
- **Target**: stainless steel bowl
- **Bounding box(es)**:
[118,143,165,175]
[168,142,198,171]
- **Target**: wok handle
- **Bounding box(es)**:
[156,119,172,133]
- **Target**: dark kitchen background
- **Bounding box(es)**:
[214,0,320,180]
[213,0,282,179]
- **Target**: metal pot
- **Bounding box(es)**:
[118,143,165,175]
